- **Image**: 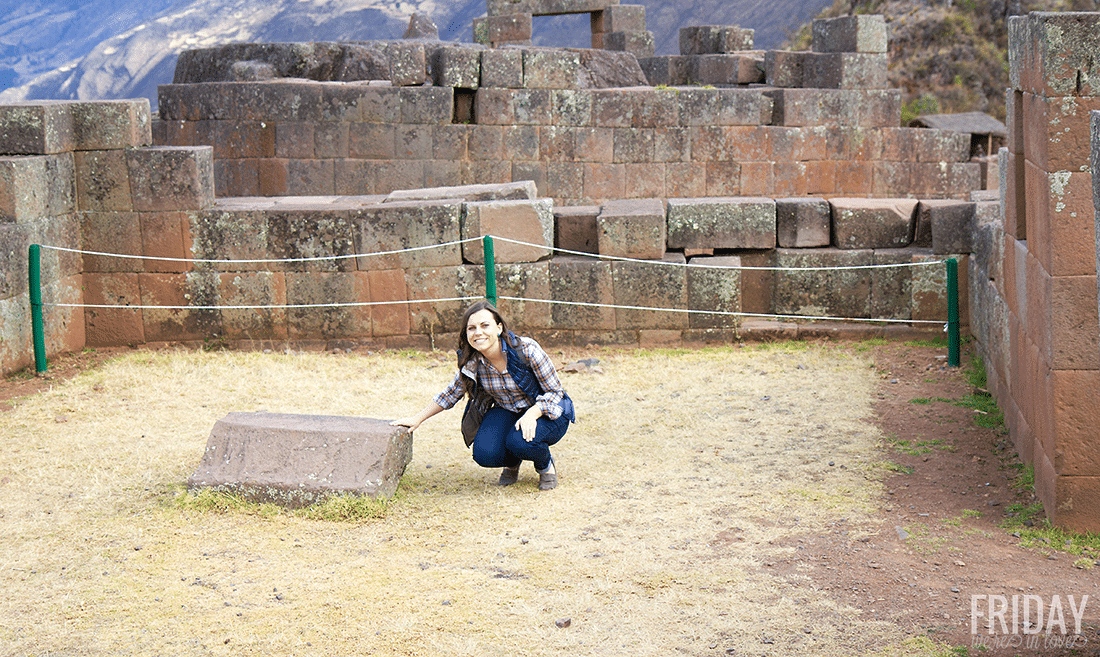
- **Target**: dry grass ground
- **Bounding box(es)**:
[0,345,951,656]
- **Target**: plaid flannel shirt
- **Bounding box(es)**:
[433,336,567,419]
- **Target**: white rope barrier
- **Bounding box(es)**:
[34,236,951,325]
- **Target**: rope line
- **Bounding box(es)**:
[36,238,480,264]
[498,296,947,326]
[488,236,948,271]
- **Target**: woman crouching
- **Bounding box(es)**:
[391,300,575,490]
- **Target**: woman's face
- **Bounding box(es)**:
[466,308,502,355]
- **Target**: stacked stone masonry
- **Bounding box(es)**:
[155,13,979,205]
[967,12,1100,532]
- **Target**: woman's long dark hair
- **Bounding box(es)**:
[457,300,511,396]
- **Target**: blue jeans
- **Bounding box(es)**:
[471,406,569,472]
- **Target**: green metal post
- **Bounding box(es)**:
[947,258,960,367]
[29,244,47,373]
[483,235,497,306]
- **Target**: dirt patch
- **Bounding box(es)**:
[770,340,1100,656]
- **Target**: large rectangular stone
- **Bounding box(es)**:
[70,100,152,151]
[804,52,888,89]
[597,198,665,259]
[831,197,918,249]
[592,4,646,33]
[919,200,976,255]
[189,209,271,272]
[523,50,582,89]
[612,253,688,329]
[689,55,765,86]
[386,181,536,204]
[266,209,356,273]
[0,101,74,155]
[74,149,132,213]
[1009,12,1100,98]
[870,248,913,320]
[80,212,142,272]
[487,0,618,16]
[776,197,830,248]
[1024,92,1100,173]
[555,205,600,254]
[687,255,741,329]
[677,88,772,126]
[285,271,371,338]
[385,42,428,86]
[812,15,887,53]
[679,25,754,55]
[1027,166,1096,277]
[637,56,692,86]
[399,87,454,124]
[188,412,412,505]
[354,200,463,270]
[126,146,214,212]
[765,51,807,88]
[481,49,525,88]
[773,248,873,319]
[82,272,144,346]
[549,255,615,330]
[603,31,655,59]
[667,197,775,250]
[494,262,552,329]
[431,46,482,88]
[0,156,49,222]
[462,198,554,263]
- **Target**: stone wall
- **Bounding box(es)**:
[154,15,981,205]
[969,12,1100,532]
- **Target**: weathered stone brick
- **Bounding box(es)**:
[592,5,646,33]
[285,158,336,195]
[667,197,775,250]
[481,49,525,88]
[774,248,873,319]
[512,89,553,125]
[1009,12,1100,98]
[679,25,754,55]
[265,209,356,273]
[74,150,133,212]
[665,162,706,198]
[677,88,771,126]
[549,255,615,330]
[368,268,410,336]
[776,197,830,248]
[766,126,826,161]
[554,205,600,254]
[140,211,193,273]
[612,127,653,163]
[597,198,665,259]
[82,272,144,346]
[487,0,617,15]
[612,253,688,330]
[523,50,582,89]
[139,271,221,342]
[765,51,807,88]
[624,162,665,199]
[127,146,214,212]
[80,212,142,273]
[870,248,913,320]
[275,122,316,159]
[831,197,918,249]
[385,42,428,86]
[70,100,152,151]
[285,271,371,339]
[687,255,741,329]
[353,200,462,270]
[403,264,482,336]
[232,81,326,122]
[216,271,287,340]
[400,87,454,124]
[462,198,554,263]
[0,156,50,221]
[546,161,584,201]
[189,209,270,272]
[1024,92,1100,173]
[604,31,655,59]
[812,15,887,53]
[738,161,774,197]
[918,200,976,255]
[495,262,552,329]
[0,101,74,155]
[431,46,482,89]
[637,56,692,86]
[804,53,888,89]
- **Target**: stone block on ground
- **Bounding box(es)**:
[385,181,536,203]
[188,411,412,506]
[919,200,976,255]
[812,15,887,53]
[776,197,830,248]
[831,197,918,249]
[687,255,741,329]
[667,197,775,250]
[597,198,666,260]
[462,198,555,263]
[0,101,74,155]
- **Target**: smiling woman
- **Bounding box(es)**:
[391,300,576,491]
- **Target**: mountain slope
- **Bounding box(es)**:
[0,0,833,109]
